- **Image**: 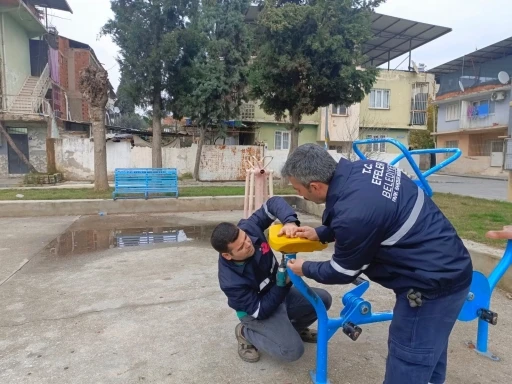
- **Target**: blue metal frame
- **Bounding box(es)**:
[352,137,461,197]
[285,253,393,384]
[276,139,511,383]
[458,240,512,360]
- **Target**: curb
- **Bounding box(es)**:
[439,173,508,181]
[0,195,297,218]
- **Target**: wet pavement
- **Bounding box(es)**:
[1,211,512,384]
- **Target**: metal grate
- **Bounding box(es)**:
[240,103,255,119]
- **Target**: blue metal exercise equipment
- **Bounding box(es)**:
[267,139,512,384]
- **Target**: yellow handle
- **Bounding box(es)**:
[268,224,328,253]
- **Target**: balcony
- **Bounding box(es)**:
[459,100,508,130]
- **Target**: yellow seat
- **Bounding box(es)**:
[268,224,328,254]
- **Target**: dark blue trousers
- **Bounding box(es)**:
[383,286,470,384]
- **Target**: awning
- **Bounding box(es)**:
[30,0,73,13]
[429,37,512,75]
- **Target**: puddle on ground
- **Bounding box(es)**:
[47,225,217,257]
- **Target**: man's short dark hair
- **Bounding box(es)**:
[210,222,240,253]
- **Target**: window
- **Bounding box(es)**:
[446,103,461,121]
[369,89,390,109]
[275,131,290,150]
[65,121,90,133]
[445,140,459,158]
[7,128,28,134]
[365,135,386,153]
[332,104,348,115]
[410,82,428,125]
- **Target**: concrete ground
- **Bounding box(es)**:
[1,211,512,384]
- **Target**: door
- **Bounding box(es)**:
[7,128,30,174]
[490,140,504,167]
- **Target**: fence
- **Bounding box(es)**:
[54,138,264,181]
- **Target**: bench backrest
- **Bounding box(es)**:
[114,168,178,192]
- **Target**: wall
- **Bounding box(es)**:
[251,102,320,125]
[256,123,318,150]
[199,145,264,181]
[318,104,361,142]
[359,70,435,130]
[436,103,461,133]
[54,140,265,181]
[2,13,31,105]
[359,128,410,154]
[435,131,507,177]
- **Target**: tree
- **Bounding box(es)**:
[115,76,136,115]
[102,0,198,168]
[172,0,251,180]
[79,65,110,192]
[115,113,149,130]
[248,0,385,158]
[0,121,37,173]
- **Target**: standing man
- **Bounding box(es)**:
[211,196,332,364]
[280,143,472,384]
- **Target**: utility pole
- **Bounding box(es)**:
[508,100,512,201]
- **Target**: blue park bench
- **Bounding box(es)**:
[112,168,179,200]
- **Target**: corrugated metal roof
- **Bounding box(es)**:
[363,13,451,67]
[429,37,512,75]
[30,0,72,13]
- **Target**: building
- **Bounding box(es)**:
[243,7,451,161]
[0,0,72,175]
[239,103,319,151]
[429,37,512,177]
[319,68,435,159]
[46,34,116,136]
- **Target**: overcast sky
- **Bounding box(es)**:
[49,0,512,92]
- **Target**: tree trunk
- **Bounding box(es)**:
[152,93,162,168]
[91,106,109,192]
[0,121,38,173]
[279,109,301,187]
[289,108,301,156]
[193,126,205,181]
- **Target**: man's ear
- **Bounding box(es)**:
[221,252,232,261]
[310,181,328,192]
[309,181,322,191]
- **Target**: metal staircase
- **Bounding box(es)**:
[9,64,51,115]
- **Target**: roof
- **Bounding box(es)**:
[30,0,72,13]
[429,36,512,75]
[244,6,452,68]
[362,13,451,67]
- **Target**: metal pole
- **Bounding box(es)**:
[408,39,412,70]
[508,100,512,201]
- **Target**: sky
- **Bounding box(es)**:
[48,0,512,92]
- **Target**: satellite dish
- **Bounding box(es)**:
[498,71,510,85]
[411,60,419,73]
[459,80,465,93]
